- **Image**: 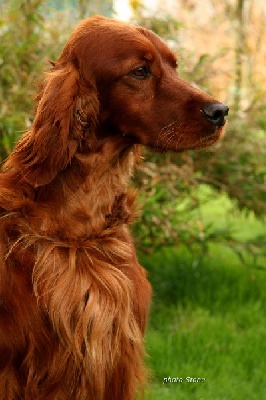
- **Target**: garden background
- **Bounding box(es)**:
[0,0,265,398]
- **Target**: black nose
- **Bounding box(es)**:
[200,102,229,127]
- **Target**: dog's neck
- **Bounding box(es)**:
[33,143,138,242]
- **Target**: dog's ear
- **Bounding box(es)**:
[5,63,99,187]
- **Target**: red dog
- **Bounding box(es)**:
[0,16,228,400]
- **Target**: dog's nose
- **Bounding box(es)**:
[200,102,229,127]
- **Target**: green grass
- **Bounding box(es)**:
[139,191,266,399]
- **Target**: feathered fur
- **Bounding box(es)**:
[0,16,227,400]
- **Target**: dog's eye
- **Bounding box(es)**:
[130,66,151,79]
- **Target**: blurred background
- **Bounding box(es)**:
[0,0,265,398]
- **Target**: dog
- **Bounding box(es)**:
[0,16,228,400]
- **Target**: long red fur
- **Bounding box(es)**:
[0,16,227,400]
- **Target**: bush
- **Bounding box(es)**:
[131,14,265,260]
[0,0,72,160]
[0,6,265,262]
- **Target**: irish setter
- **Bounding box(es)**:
[0,16,228,400]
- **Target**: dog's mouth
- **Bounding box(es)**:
[202,128,223,144]
[194,126,226,149]
[180,124,227,151]
[139,119,227,153]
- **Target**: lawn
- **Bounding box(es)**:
[139,191,266,399]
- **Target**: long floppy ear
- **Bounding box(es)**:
[5,62,99,187]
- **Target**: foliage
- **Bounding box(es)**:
[0,0,40,157]
[131,13,265,259]
[0,2,265,261]
[0,0,67,160]
[0,0,116,162]
[133,119,265,258]
[194,112,266,215]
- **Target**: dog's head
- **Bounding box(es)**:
[5,16,228,186]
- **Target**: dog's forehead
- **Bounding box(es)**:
[74,18,177,66]
[136,27,177,66]
[108,24,177,66]
[63,17,178,78]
